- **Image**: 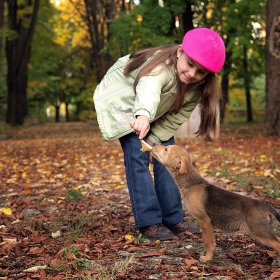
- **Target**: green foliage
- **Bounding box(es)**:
[192,0,266,121]
[27,0,62,120]
[1,0,267,125]
[27,0,95,122]
[106,1,178,57]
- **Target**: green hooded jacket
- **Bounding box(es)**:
[93,54,203,144]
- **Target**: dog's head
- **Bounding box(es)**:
[152,145,196,174]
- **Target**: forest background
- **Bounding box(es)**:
[0,0,279,136]
[1,1,280,279]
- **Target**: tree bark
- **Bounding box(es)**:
[242,45,253,122]
[182,2,194,33]
[65,102,70,122]
[0,0,4,58]
[264,0,280,136]
[55,105,60,122]
[220,50,231,123]
[84,0,117,83]
[6,0,40,126]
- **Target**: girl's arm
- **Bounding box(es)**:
[132,66,172,122]
[148,101,199,144]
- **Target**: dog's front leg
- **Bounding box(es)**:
[198,218,215,262]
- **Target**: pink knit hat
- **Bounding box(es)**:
[182,28,226,73]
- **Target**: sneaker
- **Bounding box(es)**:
[168,220,199,234]
[139,223,174,241]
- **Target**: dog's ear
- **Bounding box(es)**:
[173,156,188,174]
[189,153,197,169]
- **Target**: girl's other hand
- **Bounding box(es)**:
[130,115,150,139]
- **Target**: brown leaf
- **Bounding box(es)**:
[269,269,280,280]
[139,247,167,258]
[127,246,144,252]
[184,257,198,268]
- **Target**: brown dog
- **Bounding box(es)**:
[152,144,280,262]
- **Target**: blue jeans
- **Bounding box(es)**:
[119,132,183,228]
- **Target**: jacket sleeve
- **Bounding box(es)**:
[148,97,200,144]
[133,66,172,120]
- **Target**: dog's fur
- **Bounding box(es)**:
[152,144,280,262]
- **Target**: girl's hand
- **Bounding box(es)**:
[130,115,150,139]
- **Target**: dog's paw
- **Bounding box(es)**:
[199,254,213,262]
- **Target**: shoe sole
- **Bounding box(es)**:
[169,225,199,234]
[140,232,174,241]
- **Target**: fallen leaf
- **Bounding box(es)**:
[127,246,144,252]
[23,265,47,273]
[0,207,12,215]
[0,238,17,245]
[52,231,61,238]
[184,257,198,268]
[269,269,280,280]
[124,234,134,240]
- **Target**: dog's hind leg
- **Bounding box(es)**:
[255,236,280,262]
[198,218,216,262]
[247,214,280,262]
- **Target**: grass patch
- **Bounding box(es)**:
[86,256,135,280]
[65,187,83,202]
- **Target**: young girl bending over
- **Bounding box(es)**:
[94,27,226,241]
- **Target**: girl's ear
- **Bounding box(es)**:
[177,45,183,57]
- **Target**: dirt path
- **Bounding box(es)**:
[0,122,280,279]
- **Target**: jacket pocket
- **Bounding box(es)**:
[94,83,136,141]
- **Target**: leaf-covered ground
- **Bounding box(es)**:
[0,122,280,280]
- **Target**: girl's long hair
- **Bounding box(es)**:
[124,45,223,141]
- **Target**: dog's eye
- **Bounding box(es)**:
[164,147,167,151]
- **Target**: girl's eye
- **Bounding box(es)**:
[188,61,193,67]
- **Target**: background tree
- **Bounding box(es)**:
[0,0,4,57]
[0,0,270,127]
[27,0,62,122]
[104,0,265,122]
[83,0,123,82]
[264,0,280,136]
[105,1,177,57]
[194,0,265,122]
[0,0,5,115]
[6,0,40,126]
[48,0,95,122]
[27,0,94,123]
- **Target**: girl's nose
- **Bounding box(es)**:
[189,68,196,78]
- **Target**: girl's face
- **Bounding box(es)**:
[176,45,209,85]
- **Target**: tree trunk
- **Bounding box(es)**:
[264,0,280,136]
[242,45,253,122]
[55,105,60,122]
[5,0,40,126]
[84,0,118,82]
[220,50,231,123]
[65,102,69,122]
[0,0,4,58]
[182,2,194,33]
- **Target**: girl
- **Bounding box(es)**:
[94,28,226,241]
